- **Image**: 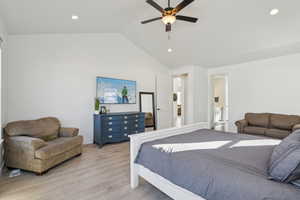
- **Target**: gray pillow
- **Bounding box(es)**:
[291,179,300,188]
[286,164,300,182]
[268,130,300,182]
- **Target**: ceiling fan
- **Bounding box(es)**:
[141,0,198,32]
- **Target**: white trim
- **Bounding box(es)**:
[138,164,205,200]
[129,122,209,200]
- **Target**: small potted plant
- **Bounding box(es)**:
[94,98,100,114]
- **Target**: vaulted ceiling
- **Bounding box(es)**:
[0,0,300,68]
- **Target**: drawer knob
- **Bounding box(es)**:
[124,127,128,130]
[135,131,138,133]
[135,119,138,122]
[109,122,113,125]
[135,124,138,127]
[124,121,128,124]
[136,115,138,117]
[108,135,113,138]
[109,117,112,120]
[124,134,128,137]
[108,128,113,131]
[124,116,128,119]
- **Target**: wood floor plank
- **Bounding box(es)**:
[0,143,171,200]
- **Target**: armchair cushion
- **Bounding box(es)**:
[270,114,300,131]
[6,136,47,151]
[293,124,300,132]
[244,126,266,136]
[245,113,269,128]
[265,129,290,139]
[59,127,79,137]
[35,136,83,160]
[5,117,60,141]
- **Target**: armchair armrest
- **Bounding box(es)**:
[292,124,300,132]
[6,136,47,151]
[59,127,79,137]
[235,119,248,133]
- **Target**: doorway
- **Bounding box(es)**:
[211,74,229,131]
[172,74,187,127]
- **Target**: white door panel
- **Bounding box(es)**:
[155,74,172,129]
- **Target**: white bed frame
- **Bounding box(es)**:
[129,122,209,200]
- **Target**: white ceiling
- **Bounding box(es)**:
[0,0,300,68]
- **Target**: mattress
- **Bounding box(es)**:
[135,129,300,200]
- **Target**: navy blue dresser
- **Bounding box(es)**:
[94,112,145,147]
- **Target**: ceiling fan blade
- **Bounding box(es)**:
[176,15,198,23]
[175,0,194,13]
[146,0,165,13]
[141,17,162,24]
[166,23,171,32]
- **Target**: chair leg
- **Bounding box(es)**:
[35,172,44,176]
[36,169,49,176]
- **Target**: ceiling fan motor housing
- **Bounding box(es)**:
[141,0,198,32]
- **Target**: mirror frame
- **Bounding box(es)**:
[139,92,156,130]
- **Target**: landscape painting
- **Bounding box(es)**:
[96,77,136,104]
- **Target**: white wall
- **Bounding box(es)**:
[7,34,171,144]
[208,53,300,132]
[172,66,208,124]
[0,16,7,129]
[0,15,8,173]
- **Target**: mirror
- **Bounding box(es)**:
[139,92,156,130]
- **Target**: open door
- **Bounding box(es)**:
[155,74,172,129]
[211,74,229,131]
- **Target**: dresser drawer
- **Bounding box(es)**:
[104,134,130,142]
[132,122,144,129]
[102,116,122,122]
[130,128,145,135]
[102,126,121,133]
[102,120,122,128]
[103,135,123,143]
[123,114,144,120]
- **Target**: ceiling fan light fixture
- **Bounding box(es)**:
[71,15,79,20]
[270,8,279,16]
[162,15,176,24]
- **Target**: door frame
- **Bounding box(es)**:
[172,74,187,127]
[139,92,156,130]
[208,73,229,129]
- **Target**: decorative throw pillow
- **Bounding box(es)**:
[40,134,58,141]
[268,130,300,182]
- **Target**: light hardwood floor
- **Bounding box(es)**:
[0,143,171,200]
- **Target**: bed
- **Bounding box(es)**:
[129,123,300,200]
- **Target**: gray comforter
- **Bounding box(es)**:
[135,129,300,200]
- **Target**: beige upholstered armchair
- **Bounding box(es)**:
[4,117,83,175]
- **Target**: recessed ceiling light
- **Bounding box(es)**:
[270,8,279,16]
[168,48,173,53]
[72,15,79,20]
